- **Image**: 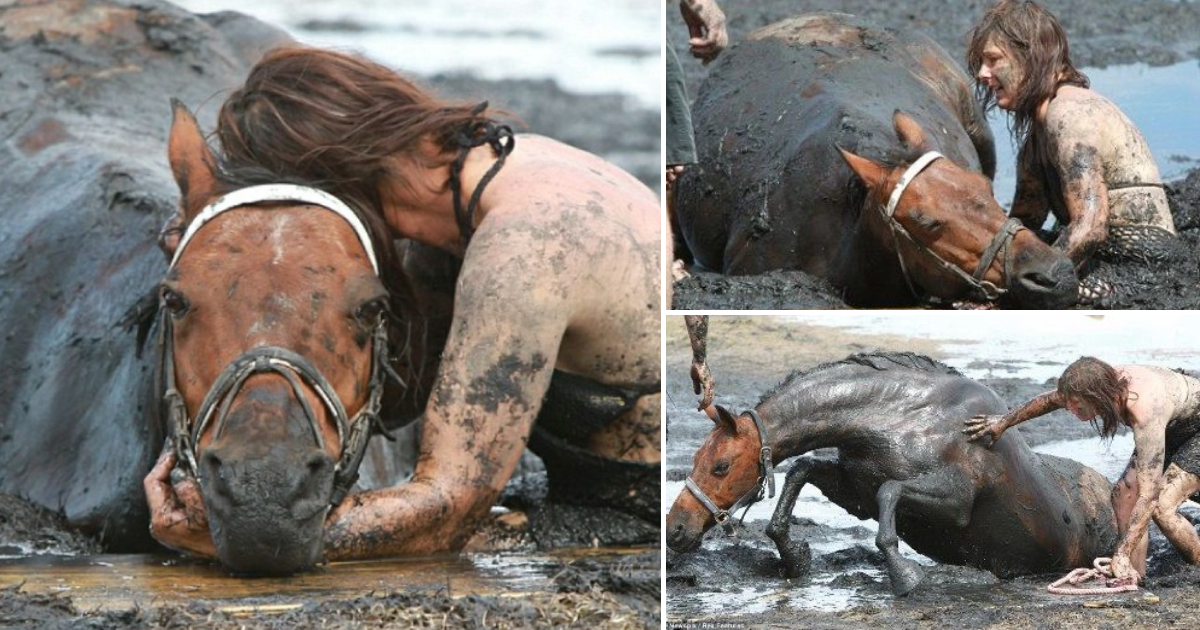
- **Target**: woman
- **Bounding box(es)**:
[964,357,1200,584]
[146,47,662,559]
[967,1,1174,294]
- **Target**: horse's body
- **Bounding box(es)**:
[674,14,1076,307]
[667,353,1119,595]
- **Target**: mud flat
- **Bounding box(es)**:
[665,316,1200,629]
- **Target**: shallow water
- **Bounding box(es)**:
[989,60,1200,208]
[0,547,649,613]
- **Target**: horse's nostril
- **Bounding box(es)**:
[1018,271,1056,291]
[305,452,331,476]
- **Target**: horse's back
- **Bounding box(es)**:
[676,13,988,275]
[0,0,289,549]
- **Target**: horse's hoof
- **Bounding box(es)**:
[889,558,925,596]
[781,541,812,579]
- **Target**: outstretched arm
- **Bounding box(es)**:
[963,391,1063,446]
[323,219,570,560]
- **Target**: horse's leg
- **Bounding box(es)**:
[876,468,976,596]
[766,457,840,578]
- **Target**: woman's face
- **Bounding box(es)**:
[1064,395,1097,422]
[976,37,1024,110]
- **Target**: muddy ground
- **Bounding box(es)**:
[664,316,1200,629]
[668,0,1200,310]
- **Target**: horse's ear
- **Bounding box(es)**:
[893,110,931,152]
[167,98,220,226]
[713,404,741,435]
[837,146,888,191]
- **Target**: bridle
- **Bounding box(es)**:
[881,151,1026,302]
[684,409,775,535]
[159,184,398,508]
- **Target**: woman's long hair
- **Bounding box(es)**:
[966,0,1089,146]
[1057,356,1130,440]
[214,46,503,220]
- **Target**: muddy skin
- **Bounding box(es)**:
[665,317,1200,628]
[672,14,1075,308]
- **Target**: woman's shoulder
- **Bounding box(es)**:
[1042,86,1123,134]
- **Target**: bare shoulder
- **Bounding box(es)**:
[1120,364,1177,425]
[1043,87,1130,148]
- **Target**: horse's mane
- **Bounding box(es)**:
[758,351,961,405]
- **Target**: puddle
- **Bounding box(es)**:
[0,547,650,613]
[989,60,1200,209]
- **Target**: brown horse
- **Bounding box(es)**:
[674,14,1078,307]
[153,101,402,574]
[666,353,1118,595]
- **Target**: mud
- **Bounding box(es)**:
[0,494,99,558]
[664,316,1200,628]
[0,550,660,629]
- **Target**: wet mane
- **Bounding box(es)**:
[759,351,961,405]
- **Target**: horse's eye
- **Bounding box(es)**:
[160,287,189,317]
[712,461,730,477]
[354,297,388,326]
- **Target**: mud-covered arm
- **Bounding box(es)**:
[1010,143,1050,232]
[1045,106,1110,266]
[964,391,1062,446]
[1112,427,1166,577]
[323,220,569,560]
[684,315,714,411]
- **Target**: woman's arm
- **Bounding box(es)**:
[963,391,1063,446]
[323,214,572,559]
[1044,102,1110,266]
[684,315,714,411]
[1110,426,1167,582]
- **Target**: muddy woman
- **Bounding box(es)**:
[145,47,661,559]
[967,0,1175,302]
[964,358,1200,585]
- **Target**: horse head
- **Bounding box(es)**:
[666,405,766,552]
[838,111,1077,308]
[158,101,396,574]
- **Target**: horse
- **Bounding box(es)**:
[0,0,426,566]
[674,13,1078,308]
[666,352,1119,596]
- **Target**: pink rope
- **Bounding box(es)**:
[1046,557,1139,595]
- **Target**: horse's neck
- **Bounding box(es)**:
[759,380,884,459]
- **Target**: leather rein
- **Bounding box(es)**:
[882,151,1026,302]
[685,409,775,535]
[160,184,398,508]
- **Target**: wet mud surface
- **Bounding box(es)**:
[664,317,1200,628]
[0,548,659,629]
[668,0,1200,310]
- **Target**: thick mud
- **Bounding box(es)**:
[667,0,1200,310]
[664,316,1200,628]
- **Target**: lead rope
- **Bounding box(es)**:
[1046,557,1139,595]
[448,101,515,247]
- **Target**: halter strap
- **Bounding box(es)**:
[170,184,379,275]
[879,151,1026,302]
[449,101,515,247]
[884,151,943,219]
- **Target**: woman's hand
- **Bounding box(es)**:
[962,414,1009,447]
[143,449,216,559]
[1108,553,1140,586]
